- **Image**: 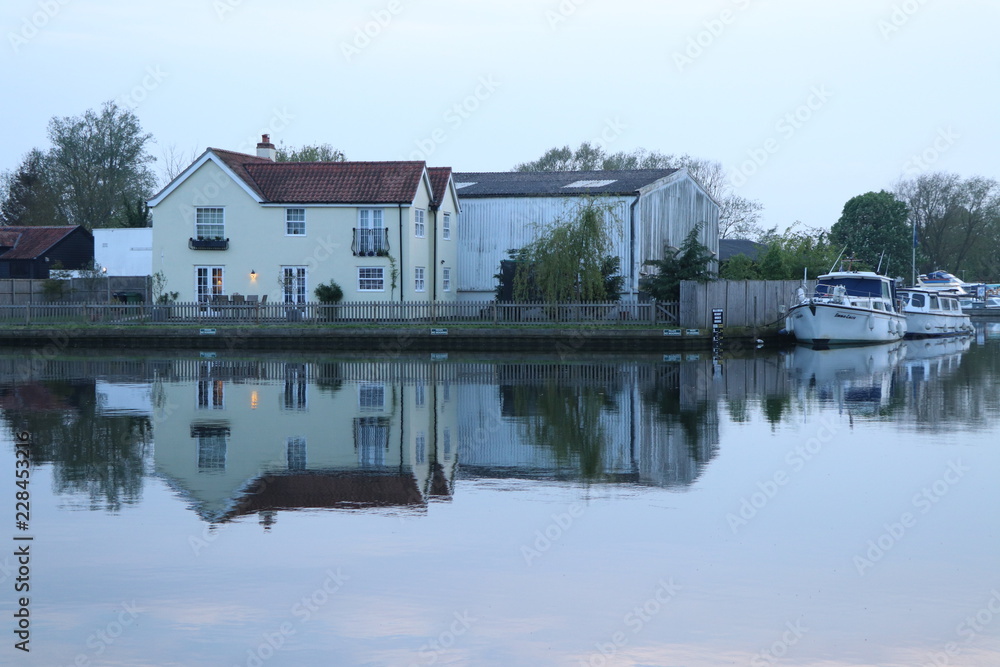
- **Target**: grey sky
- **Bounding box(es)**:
[2,0,996,233]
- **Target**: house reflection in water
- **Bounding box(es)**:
[153,359,458,524]
[148,355,744,525]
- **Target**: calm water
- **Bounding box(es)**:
[3,328,1000,667]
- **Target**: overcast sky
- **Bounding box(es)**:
[1,0,997,232]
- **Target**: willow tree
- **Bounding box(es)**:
[513,199,622,303]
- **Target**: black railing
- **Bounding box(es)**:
[189,238,229,250]
[352,228,389,257]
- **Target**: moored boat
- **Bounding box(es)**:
[916,270,969,294]
[898,288,973,337]
[785,269,907,345]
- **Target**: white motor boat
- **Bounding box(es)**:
[916,270,969,294]
[898,288,974,337]
[785,270,907,345]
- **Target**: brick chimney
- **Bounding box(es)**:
[256,134,276,161]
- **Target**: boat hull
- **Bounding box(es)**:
[903,311,973,338]
[786,302,907,345]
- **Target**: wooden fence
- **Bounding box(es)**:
[680,279,815,330]
[0,277,151,305]
[0,299,681,327]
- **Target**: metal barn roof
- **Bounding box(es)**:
[453,169,679,197]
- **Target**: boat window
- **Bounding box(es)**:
[910,292,925,307]
[929,295,940,309]
[873,301,884,310]
[814,278,882,298]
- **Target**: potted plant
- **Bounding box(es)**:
[314,280,344,322]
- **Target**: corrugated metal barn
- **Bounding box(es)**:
[453,168,720,301]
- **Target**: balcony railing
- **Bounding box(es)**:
[352,228,389,257]
[189,237,229,250]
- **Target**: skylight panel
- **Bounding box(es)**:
[562,179,617,188]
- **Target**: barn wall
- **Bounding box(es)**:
[456,195,632,299]
[634,172,720,288]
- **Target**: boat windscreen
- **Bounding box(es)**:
[815,277,883,298]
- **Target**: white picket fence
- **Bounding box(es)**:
[0,300,680,326]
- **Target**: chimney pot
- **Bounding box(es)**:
[256,134,276,161]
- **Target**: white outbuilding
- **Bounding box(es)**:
[453,168,719,301]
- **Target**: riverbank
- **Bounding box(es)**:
[0,324,784,353]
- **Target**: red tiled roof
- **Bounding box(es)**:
[0,226,87,260]
[242,161,427,204]
[427,166,452,209]
[209,148,273,200]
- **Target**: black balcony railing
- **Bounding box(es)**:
[352,228,390,256]
[189,237,229,250]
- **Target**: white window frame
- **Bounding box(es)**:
[414,208,425,238]
[358,267,384,292]
[442,212,451,240]
[359,382,386,411]
[195,207,225,240]
[196,266,224,303]
[414,266,425,293]
[282,266,307,304]
[442,267,451,292]
[357,208,385,255]
[285,208,306,236]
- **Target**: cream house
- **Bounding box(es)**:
[149,135,460,304]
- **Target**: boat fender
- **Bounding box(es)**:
[868,313,875,330]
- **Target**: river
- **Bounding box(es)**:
[2,327,999,666]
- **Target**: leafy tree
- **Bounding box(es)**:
[120,196,151,227]
[756,244,787,279]
[511,200,623,303]
[514,143,765,241]
[829,191,910,275]
[719,253,759,280]
[275,142,346,162]
[46,101,157,229]
[0,149,68,226]
[640,222,716,301]
[895,173,1000,280]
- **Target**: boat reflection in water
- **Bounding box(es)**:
[784,341,906,415]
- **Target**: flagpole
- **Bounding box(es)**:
[911,219,917,286]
